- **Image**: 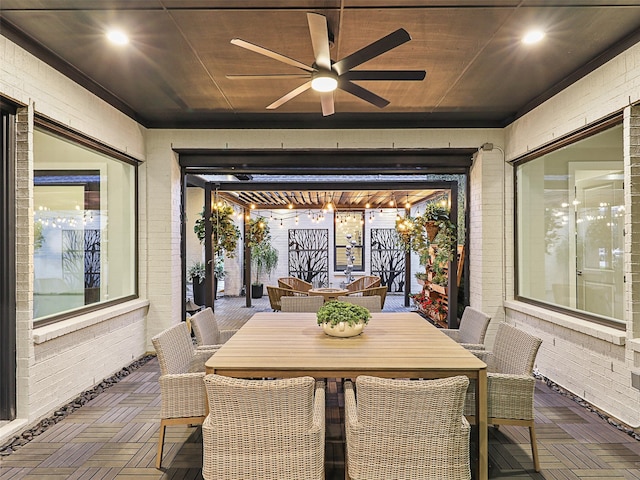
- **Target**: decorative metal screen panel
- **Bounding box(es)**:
[62,229,100,301]
[370,228,406,292]
[288,229,329,287]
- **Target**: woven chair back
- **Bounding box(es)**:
[281,295,324,312]
[205,375,316,429]
[355,375,468,430]
[346,375,471,480]
[151,322,194,376]
[457,307,491,345]
[190,307,221,346]
[491,323,542,375]
[278,277,313,292]
[338,295,382,312]
[267,285,295,311]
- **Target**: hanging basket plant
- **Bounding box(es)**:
[395,202,457,264]
[194,203,241,258]
[247,216,269,247]
[425,221,440,242]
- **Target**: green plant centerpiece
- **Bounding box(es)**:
[317,300,372,338]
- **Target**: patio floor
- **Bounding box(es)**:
[2,294,640,479]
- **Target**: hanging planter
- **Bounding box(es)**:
[395,202,456,264]
[425,221,440,242]
[194,203,241,258]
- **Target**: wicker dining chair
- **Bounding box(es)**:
[465,322,543,472]
[267,285,301,311]
[151,322,219,469]
[338,295,382,312]
[345,275,381,292]
[441,306,491,349]
[281,295,325,312]
[343,285,388,307]
[277,276,313,292]
[202,374,325,480]
[190,307,238,348]
[345,375,471,480]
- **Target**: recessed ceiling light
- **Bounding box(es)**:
[107,29,129,46]
[522,29,545,45]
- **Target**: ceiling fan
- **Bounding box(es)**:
[226,12,426,116]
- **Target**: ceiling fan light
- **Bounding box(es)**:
[311,75,338,92]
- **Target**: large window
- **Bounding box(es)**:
[33,127,137,323]
[335,211,364,271]
[516,123,623,326]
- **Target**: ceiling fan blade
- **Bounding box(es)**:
[226,74,311,80]
[307,13,332,70]
[339,80,389,108]
[231,38,315,73]
[320,91,335,116]
[341,70,426,81]
[333,28,411,75]
[266,81,313,109]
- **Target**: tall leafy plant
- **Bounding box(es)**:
[248,217,278,285]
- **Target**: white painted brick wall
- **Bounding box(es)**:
[503,42,640,426]
[2,36,148,443]
[469,147,509,348]
[28,304,147,421]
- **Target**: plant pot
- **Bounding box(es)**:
[425,221,440,242]
[321,321,366,338]
[193,279,205,306]
[251,283,264,299]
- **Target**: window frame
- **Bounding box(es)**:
[33,116,140,327]
[513,112,624,330]
[334,210,365,272]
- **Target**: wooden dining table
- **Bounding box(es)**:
[205,311,488,480]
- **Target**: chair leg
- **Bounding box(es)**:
[529,424,540,472]
[156,421,166,469]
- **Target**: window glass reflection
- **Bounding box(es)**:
[517,124,623,324]
[33,129,136,321]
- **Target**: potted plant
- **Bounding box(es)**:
[192,203,240,303]
[188,261,206,305]
[251,242,278,298]
[248,217,278,298]
[316,300,372,337]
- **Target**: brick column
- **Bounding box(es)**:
[14,103,35,418]
[625,105,640,338]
